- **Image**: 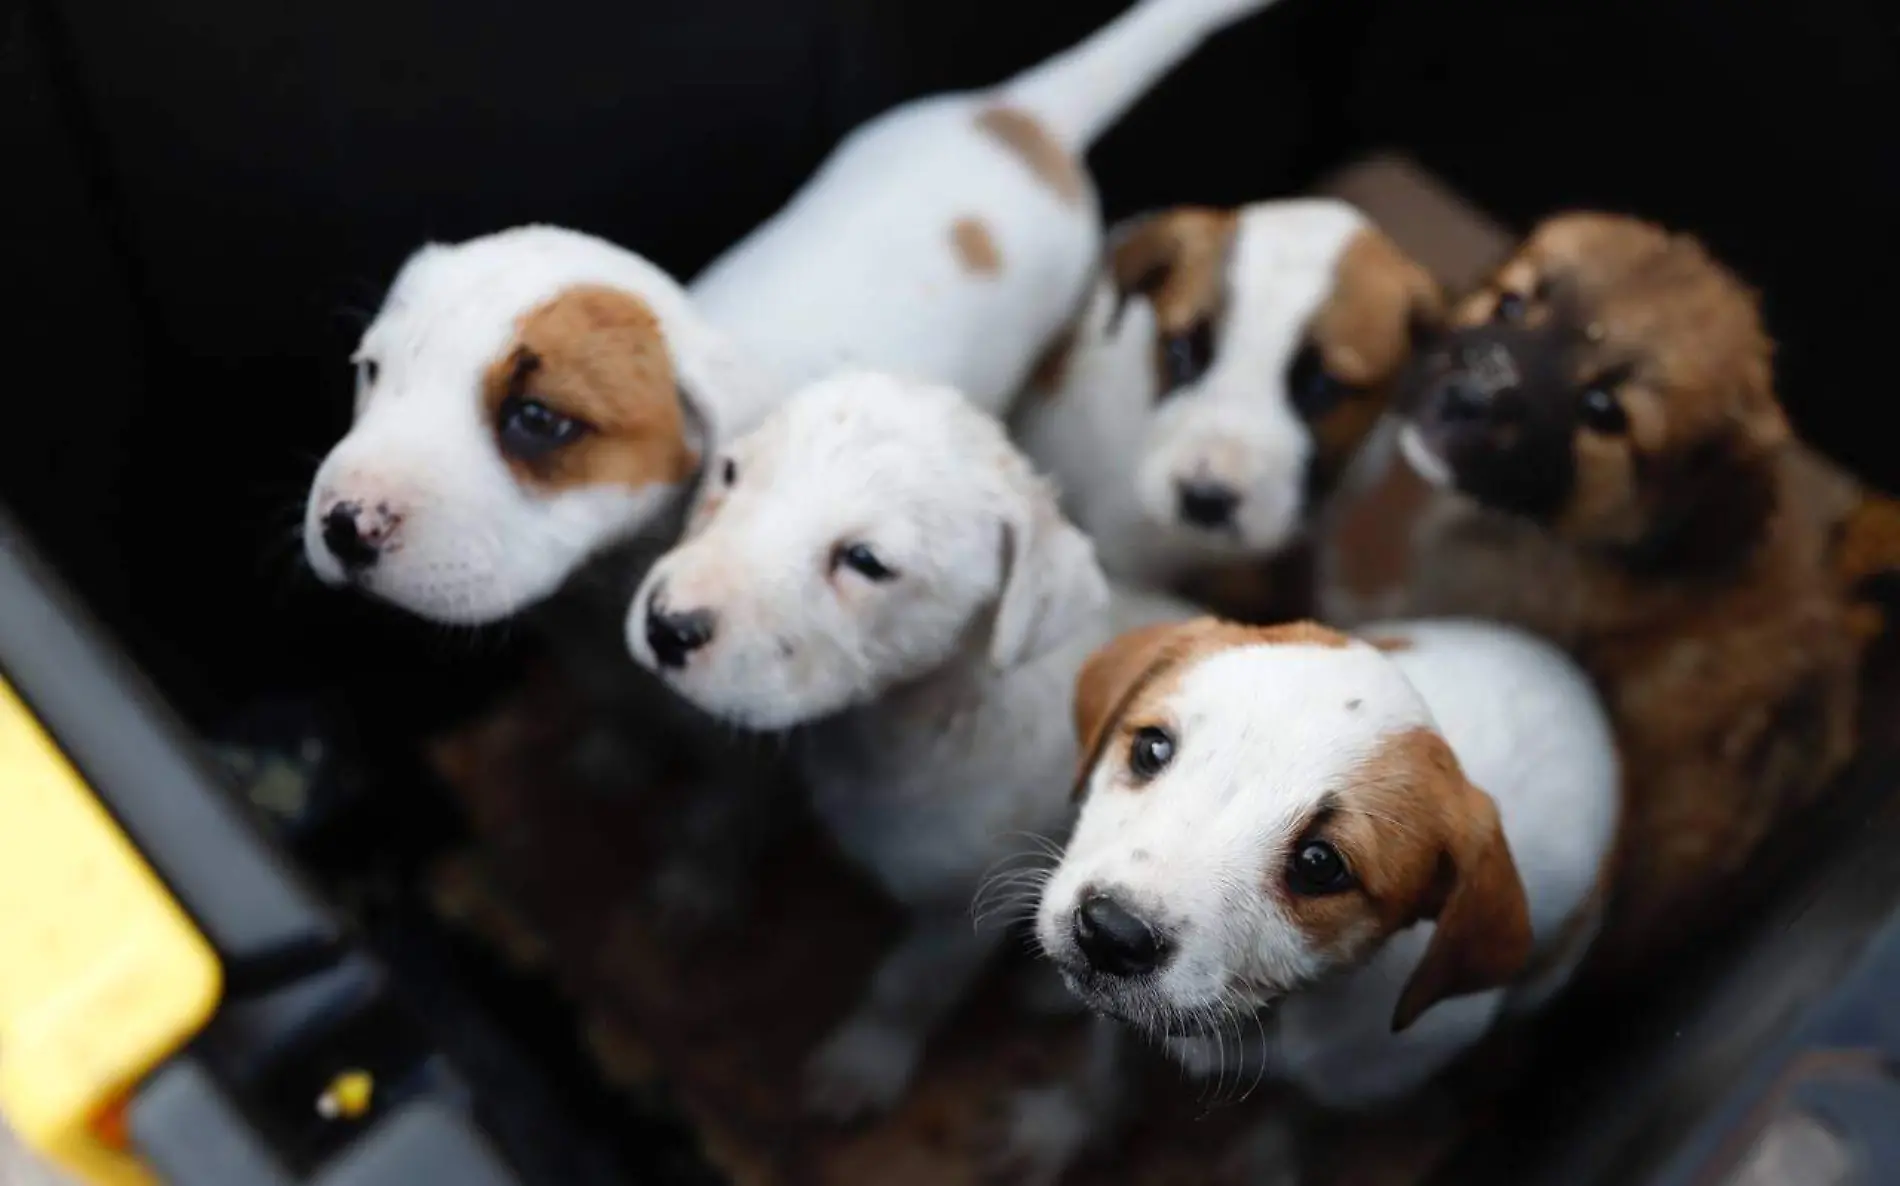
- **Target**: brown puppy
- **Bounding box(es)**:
[1321,212,1874,976]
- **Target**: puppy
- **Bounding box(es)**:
[306,227,772,624]
[1010,617,1618,1184]
[1319,213,1866,974]
[306,0,1283,623]
[1013,200,1439,608]
[626,372,1192,1119]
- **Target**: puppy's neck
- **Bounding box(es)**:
[863,610,1016,731]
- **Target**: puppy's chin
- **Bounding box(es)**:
[643,663,861,734]
[1136,498,1303,563]
[1062,973,1255,1040]
[325,557,543,626]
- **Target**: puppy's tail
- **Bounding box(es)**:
[1834,489,1900,644]
[994,0,1285,151]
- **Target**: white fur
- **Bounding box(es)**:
[626,372,1192,1118]
[1013,620,1618,1179]
[1015,199,1369,588]
[306,0,1282,624]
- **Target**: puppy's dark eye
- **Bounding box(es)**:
[1288,840,1352,895]
[833,543,897,582]
[721,458,738,486]
[359,359,380,386]
[1160,321,1215,395]
[1578,384,1630,435]
[498,394,589,459]
[1492,291,1527,324]
[1128,726,1175,779]
[1287,342,1349,420]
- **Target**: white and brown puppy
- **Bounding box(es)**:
[1007,617,1619,1184]
[1013,200,1439,597]
[306,228,773,624]
[625,371,1191,1120]
[305,0,1283,624]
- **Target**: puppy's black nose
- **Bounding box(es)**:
[1176,479,1240,530]
[646,601,716,669]
[322,502,380,572]
[1073,891,1167,978]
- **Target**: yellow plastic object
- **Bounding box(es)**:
[0,677,223,1184]
[317,1070,374,1121]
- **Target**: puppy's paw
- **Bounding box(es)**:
[982,1085,1097,1186]
[1217,1120,1302,1186]
[802,1018,921,1124]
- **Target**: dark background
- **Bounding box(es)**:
[5,0,1897,737]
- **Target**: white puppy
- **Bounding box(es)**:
[305,0,1284,623]
[626,372,1190,1119]
[1006,617,1619,1184]
[1013,200,1440,597]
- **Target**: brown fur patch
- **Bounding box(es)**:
[1304,227,1444,493]
[1070,618,1351,798]
[1312,227,1443,389]
[974,106,1086,207]
[1831,486,1900,643]
[483,285,698,492]
[949,217,1002,276]
[1364,634,1413,652]
[1282,728,1532,1031]
[1108,207,1238,338]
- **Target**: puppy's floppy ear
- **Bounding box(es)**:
[1107,212,1182,331]
[1106,207,1234,333]
[990,467,1110,670]
[1392,769,1533,1033]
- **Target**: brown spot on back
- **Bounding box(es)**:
[949,216,1003,276]
[1282,728,1532,1031]
[1363,634,1413,652]
[974,106,1086,207]
[483,286,698,493]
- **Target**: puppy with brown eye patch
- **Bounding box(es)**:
[1318,211,1892,977]
[992,616,1618,1185]
[1013,199,1442,619]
